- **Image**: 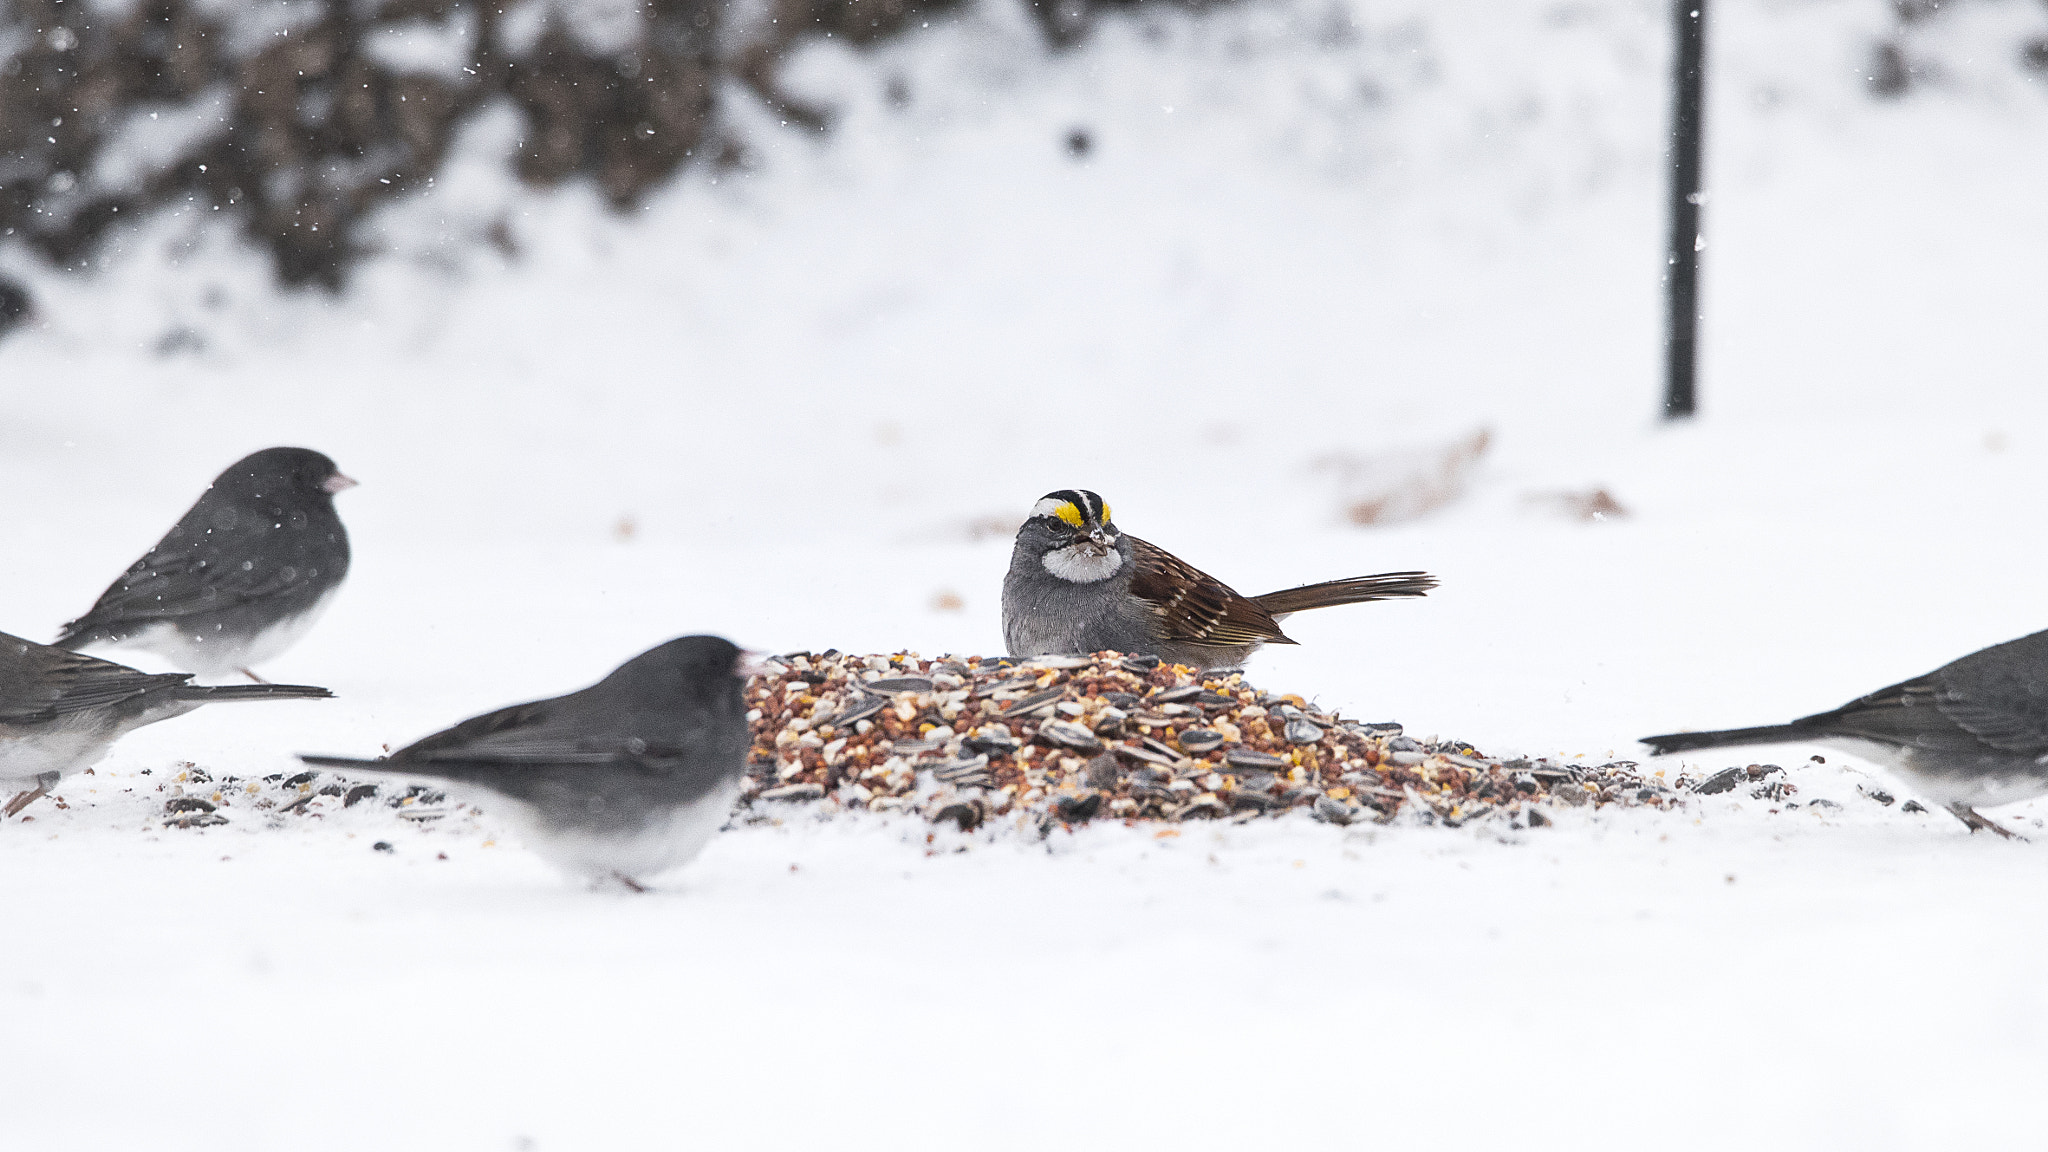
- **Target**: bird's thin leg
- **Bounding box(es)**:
[4,775,55,818]
[240,667,271,685]
[611,872,649,894]
[1948,803,2023,841]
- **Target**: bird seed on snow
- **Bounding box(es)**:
[742,651,1675,834]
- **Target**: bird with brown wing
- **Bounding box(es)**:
[1000,489,1436,671]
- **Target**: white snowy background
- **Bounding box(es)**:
[5,0,2048,1147]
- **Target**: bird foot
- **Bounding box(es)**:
[4,779,53,818]
[611,872,649,894]
[240,667,271,685]
[1949,803,2025,841]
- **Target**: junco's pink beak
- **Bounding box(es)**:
[736,650,778,679]
[322,472,359,494]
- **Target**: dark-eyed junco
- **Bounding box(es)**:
[1642,627,2048,838]
[56,447,356,682]
[300,636,755,891]
[1002,489,1438,671]
[1,631,333,817]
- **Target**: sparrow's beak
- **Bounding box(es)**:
[1082,527,1116,551]
[322,472,359,494]
[736,649,778,679]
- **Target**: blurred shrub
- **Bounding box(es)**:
[0,0,2039,296]
[0,0,986,290]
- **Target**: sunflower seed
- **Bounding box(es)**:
[760,783,826,802]
[826,694,886,727]
[963,728,1020,757]
[1691,767,1744,795]
[1176,728,1224,754]
[1113,743,1182,769]
[1038,721,1105,753]
[999,687,1068,718]
[933,798,986,831]
[865,676,934,695]
[1151,685,1204,704]
[1225,747,1288,771]
[1054,792,1104,822]
[930,755,992,786]
[1312,796,1355,825]
[1119,654,1162,672]
[1139,735,1184,760]
[1284,719,1324,745]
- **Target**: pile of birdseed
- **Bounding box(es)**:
[744,651,1686,833]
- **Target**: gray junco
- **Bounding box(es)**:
[1002,489,1437,671]
[300,635,755,891]
[1,630,333,817]
[56,447,355,682]
[1642,627,2048,838]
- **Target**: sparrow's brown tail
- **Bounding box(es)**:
[1252,572,1438,618]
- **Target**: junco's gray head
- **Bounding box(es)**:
[211,447,358,505]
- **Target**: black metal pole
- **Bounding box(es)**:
[1664,0,1707,420]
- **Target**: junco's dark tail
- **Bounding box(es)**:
[1253,572,1438,618]
[177,683,333,703]
[297,754,393,771]
[1639,723,1817,755]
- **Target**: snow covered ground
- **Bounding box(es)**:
[6,0,2048,1147]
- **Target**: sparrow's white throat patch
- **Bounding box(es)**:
[1043,543,1121,583]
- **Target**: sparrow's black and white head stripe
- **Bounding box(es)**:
[1029,489,1114,531]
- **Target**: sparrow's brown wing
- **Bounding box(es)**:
[1126,537,1295,649]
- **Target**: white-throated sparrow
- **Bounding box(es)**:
[1001,489,1437,670]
